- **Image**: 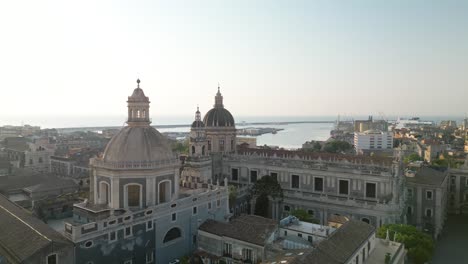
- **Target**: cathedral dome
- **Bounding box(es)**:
[203,108,235,127]
[101,79,174,163]
[203,85,235,128]
[103,126,174,162]
[191,120,205,128]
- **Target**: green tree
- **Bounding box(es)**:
[377,224,434,264]
[404,153,422,163]
[323,140,352,153]
[171,139,189,154]
[251,175,283,218]
[228,185,238,208]
[290,209,320,224]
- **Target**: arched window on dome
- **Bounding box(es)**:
[137,110,141,118]
[202,145,205,155]
[142,109,146,118]
[163,227,182,243]
[158,180,171,204]
[125,184,142,208]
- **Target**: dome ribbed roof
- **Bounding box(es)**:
[191,120,205,128]
[128,88,148,102]
[103,126,174,162]
[203,108,235,127]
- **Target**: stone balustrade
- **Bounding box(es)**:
[90,157,180,170]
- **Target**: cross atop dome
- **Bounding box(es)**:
[214,83,224,108]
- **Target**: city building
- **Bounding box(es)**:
[279,215,335,247]
[405,167,449,238]
[3,137,55,173]
[288,219,405,264]
[354,130,394,155]
[63,80,230,264]
[354,116,388,133]
[0,125,41,141]
[197,215,278,263]
[0,194,74,264]
[448,157,468,214]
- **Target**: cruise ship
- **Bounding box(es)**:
[395,117,434,129]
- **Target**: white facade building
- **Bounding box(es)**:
[354,130,394,154]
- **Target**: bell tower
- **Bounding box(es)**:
[127,79,151,126]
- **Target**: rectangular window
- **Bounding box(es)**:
[314,177,323,192]
[426,190,433,200]
[231,168,239,181]
[109,231,117,242]
[339,180,349,195]
[297,233,302,238]
[284,230,287,236]
[291,175,300,189]
[46,254,57,264]
[407,188,413,198]
[146,251,154,263]
[270,172,278,181]
[284,205,290,211]
[219,139,225,151]
[208,202,212,210]
[355,255,359,264]
[224,243,233,257]
[426,209,432,217]
[172,213,177,222]
[366,183,376,198]
[250,170,258,183]
[407,206,413,215]
[146,220,153,231]
[217,199,221,208]
[242,248,253,262]
[308,236,313,243]
[193,206,198,215]
[208,140,211,151]
[193,235,197,245]
[125,226,132,238]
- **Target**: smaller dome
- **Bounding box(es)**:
[128,88,148,102]
[191,120,205,128]
[203,108,235,127]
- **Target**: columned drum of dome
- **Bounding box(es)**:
[89,79,180,210]
[202,85,237,154]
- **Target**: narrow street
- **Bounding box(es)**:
[432,214,468,263]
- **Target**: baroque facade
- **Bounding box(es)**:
[186,88,423,232]
[64,80,230,264]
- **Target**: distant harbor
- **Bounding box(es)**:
[55,120,335,134]
[237,127,284,136]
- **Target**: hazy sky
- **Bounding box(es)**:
[1,0,467,123]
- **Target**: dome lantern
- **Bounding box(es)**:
[127,79,151,126]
